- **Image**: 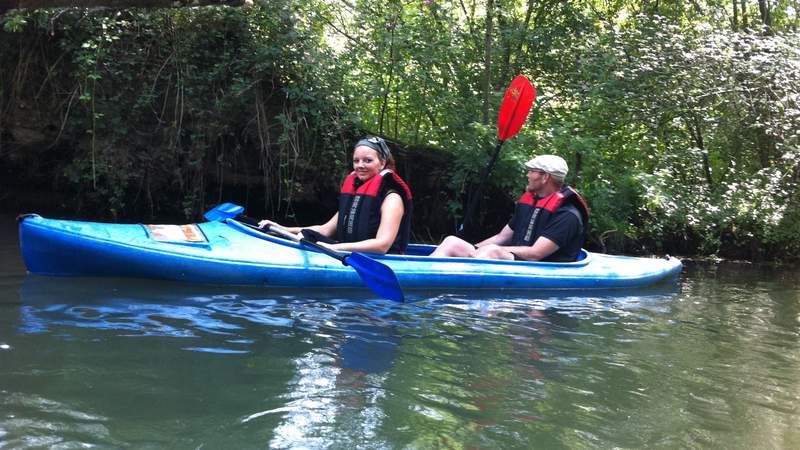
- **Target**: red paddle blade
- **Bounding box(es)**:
[497,75,536,141]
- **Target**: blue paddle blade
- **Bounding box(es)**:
[203,203,244,222]
[345,252,404,302]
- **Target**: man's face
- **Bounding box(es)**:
[526,168,548,193]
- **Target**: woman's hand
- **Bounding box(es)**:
[258,219,280,229]
[317,241,337,250]
[258,214,338,240]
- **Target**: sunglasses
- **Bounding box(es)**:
[366,136,391,160]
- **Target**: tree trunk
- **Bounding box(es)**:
[741,0,749,29]
[482,0,494,124]
[732,0,739,30]
[794,0,800,31]
[458,0,476,36]
[378,12,398,136]
[498,8,511,84]
[683,114,713,190]
[1,0,245,14]
[510,0,535,78]
[757,0,772,31]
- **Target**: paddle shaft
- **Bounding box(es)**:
[229,214,350,265]
[264,224,349,265]
[458,76,535,235]
[460,140,505,233]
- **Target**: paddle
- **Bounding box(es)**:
[460,75,536,234]
[203,202,244,222]
[202,203,404,302]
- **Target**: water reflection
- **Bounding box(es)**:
[13,276,409,449]
[15,277,413,395]
[8,271,797,449]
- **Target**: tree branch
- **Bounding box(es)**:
[1,0,246,15]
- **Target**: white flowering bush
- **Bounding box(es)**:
[562,16,800,258]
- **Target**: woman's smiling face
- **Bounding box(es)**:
[352,146,385,181]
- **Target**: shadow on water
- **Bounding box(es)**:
[15,276,407,365]
[13,274,683,383]
[15,275,683,335]
[4,273,690,449]
[12,275,684,385]
[13,274,681,353]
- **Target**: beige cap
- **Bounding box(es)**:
[524,155,568,180]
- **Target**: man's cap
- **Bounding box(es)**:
[524,154,568,180]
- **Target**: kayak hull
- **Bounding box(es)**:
[19,215,682,291]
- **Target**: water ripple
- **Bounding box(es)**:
[2,266,798,449]
[0,392,120,449]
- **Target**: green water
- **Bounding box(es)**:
[1,216,799,449]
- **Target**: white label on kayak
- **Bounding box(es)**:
[147,224,208,243]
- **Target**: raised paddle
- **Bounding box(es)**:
[460,75,536,234]
[203,202,244,222]
[202,203,404,302]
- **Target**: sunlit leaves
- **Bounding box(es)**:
[3,0,798,257]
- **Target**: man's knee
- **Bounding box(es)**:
[475,244,513,260]
[440,235,460,246]
[434,235,474,257]
[475,244,499,258]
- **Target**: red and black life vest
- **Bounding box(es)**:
[508,186,590,247]
[337,169,413,254]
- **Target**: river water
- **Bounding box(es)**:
[1,215,798,449]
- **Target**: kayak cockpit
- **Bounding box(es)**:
[222,218,592,267]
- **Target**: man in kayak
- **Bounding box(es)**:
[430,154,588,262]
[259,137,413,255]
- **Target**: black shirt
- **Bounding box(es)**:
[508,205,584,262]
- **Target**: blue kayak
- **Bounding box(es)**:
[19,214,682,291]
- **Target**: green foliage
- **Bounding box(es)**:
[599,18,800,258]
[2,0,799,260]
[1,4,353,220]
[1,11,28,32]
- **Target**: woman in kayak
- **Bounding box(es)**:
[258,137,413,255]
